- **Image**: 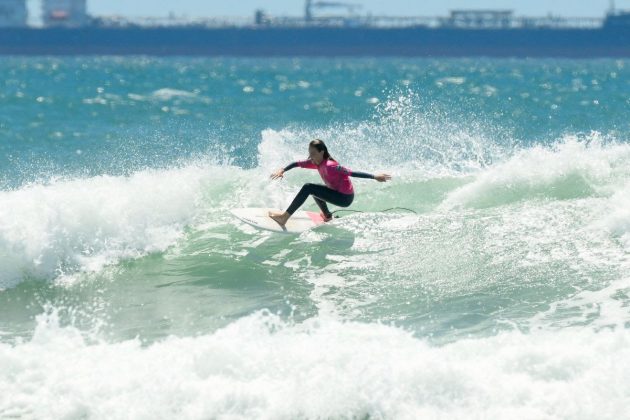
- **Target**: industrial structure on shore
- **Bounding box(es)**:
[1,0,629,56]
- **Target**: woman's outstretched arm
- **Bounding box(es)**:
[270,160,317,180]
[351,171,391,182]
[336,165,392,182]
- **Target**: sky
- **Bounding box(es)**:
[28,0,630,22]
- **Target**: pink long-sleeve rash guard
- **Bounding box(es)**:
[296,159,356,194]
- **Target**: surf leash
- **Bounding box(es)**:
[331,207,418,218]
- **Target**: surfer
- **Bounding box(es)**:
[269,139,391,227]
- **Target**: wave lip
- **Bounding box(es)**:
[0,164,216,289]
[441,136,630,210]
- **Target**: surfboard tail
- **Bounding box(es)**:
[305,211,326,225]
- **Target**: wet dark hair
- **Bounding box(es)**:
[309,139,336,162]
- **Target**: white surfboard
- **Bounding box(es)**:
[230,207,326,234]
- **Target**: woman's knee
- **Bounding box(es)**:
[340,196,354,208]
[300,183,318,193]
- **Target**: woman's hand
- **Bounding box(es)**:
[374,173,392,182]
[270,168,285,180]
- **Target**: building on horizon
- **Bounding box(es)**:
[42,0,88,27]
[0,0,27,27]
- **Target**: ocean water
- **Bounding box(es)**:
[1,57,630,419]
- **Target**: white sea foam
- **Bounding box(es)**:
[0,310,628,420]
[151,88,199,101]
[126,88,209,104]
[529,274,630,331]
[599,181,630,250]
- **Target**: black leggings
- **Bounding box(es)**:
[286,183,354,218]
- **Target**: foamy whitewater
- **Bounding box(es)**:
[1,57,629,419]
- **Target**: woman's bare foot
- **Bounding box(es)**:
[269,211,290,227]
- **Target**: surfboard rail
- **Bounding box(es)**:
[230,207,325,234]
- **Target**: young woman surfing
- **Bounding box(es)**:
[269,139,391,227]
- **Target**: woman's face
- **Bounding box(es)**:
[309,146,325,164]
